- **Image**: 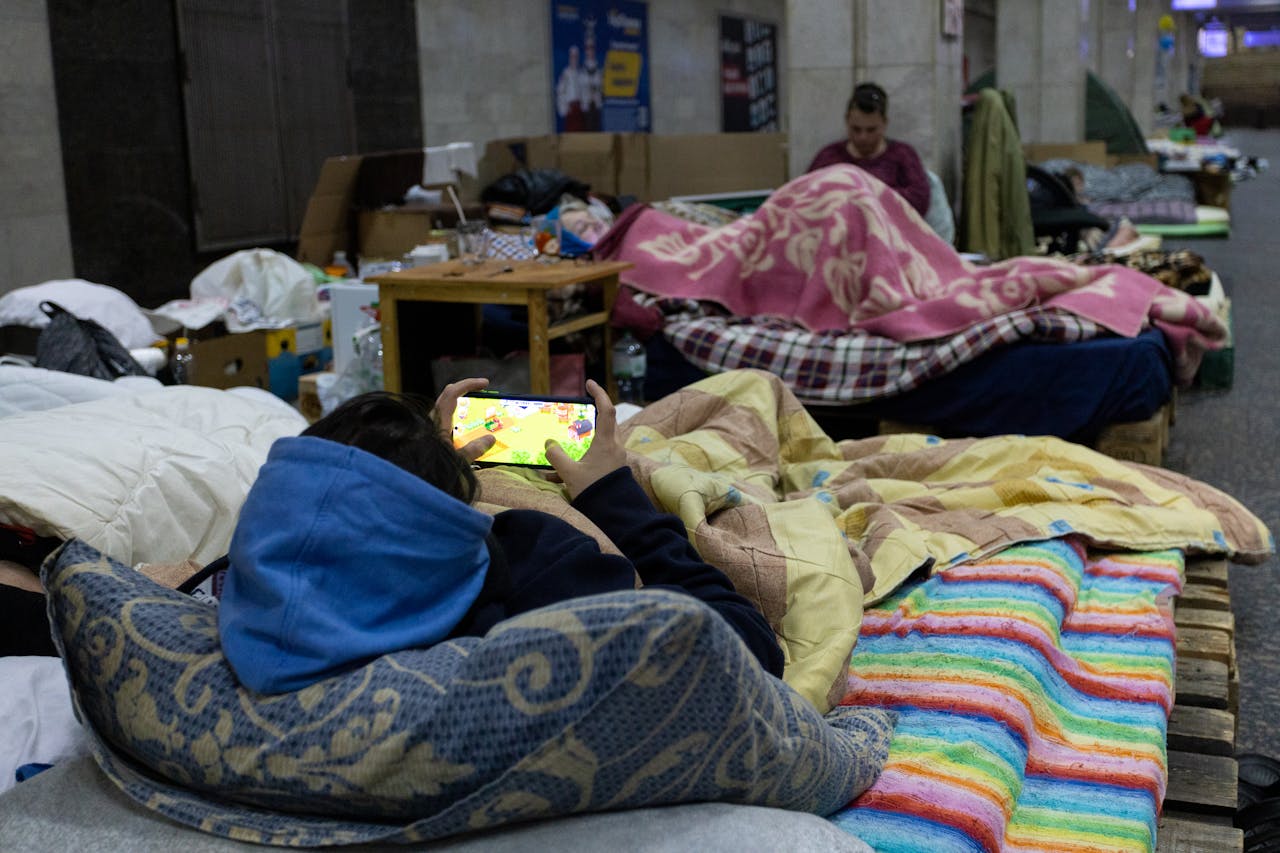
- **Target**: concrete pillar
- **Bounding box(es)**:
[1132,1,1159,135]
[852,0,964,203]
[783,0,855,179]
[1090,0,1158,138]
[0,0,73,294]
[1176,11,1202,97]
[783,1,962,199]
[996,0,1088,143]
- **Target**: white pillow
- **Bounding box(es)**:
[0,279,158,349]
[0,386,306,565]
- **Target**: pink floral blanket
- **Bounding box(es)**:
[595,165,1225,383]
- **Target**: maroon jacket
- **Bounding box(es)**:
[807,139,931,216]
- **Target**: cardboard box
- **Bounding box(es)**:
[264,320,333,401]
[1190,171,1232,211]
[186,330,269,390]
[1198,297,1234,390]
[1022,141,1109,166]
[1092,404,1170,466]
[478,132,786,202]
[297,150,482,267]
[645,133,787,201]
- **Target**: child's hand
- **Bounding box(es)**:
[435,377,495,463]
[544,379,627,499]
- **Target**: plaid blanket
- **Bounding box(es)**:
[1089,199,1199,225]
[661,304,1103,404]
[834,540,1183,852]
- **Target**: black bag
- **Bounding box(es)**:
[35,301,149,381]
[481,168,590,215]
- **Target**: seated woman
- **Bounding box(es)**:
[216,378,784,694]
[807,82,930,216]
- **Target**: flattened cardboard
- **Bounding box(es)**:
[357,209,435,260]
[615,133,649,198]
[558,133,616,195]
[645,133,787,201]
[1022,141,1109,166]
[296,156,361,265]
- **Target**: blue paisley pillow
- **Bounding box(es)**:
[44,539,896,847]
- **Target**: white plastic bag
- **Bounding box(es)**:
[190,249,320,332]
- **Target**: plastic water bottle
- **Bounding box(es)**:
[611,330,646,404]
[353,323,383,392]
[171,337,193,385]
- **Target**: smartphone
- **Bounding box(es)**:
[451,391,596,468]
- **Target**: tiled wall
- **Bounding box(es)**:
[416,0,785,150]
[0,0,73,296]
[649,0,785,134]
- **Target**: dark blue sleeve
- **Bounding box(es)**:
[569,467,785,678]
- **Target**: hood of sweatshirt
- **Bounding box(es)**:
[218,436,493,694]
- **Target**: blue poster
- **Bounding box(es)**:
[551,1,650,132]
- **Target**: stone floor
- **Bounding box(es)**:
[1160,127,1280,757]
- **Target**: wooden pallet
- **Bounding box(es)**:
[1157,557,1242,852]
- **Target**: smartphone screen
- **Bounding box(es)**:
[451,392,597,468]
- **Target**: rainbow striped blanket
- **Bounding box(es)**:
[833,538,1182,853]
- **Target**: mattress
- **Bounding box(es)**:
[1134,205,1230,238]
[647,328,1174,444]
[836,327,1174,443]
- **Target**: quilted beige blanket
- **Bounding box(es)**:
[477,369,1270,712]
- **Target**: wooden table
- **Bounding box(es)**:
[367,258,632,397]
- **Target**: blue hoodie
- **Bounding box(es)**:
[218,436,493,694]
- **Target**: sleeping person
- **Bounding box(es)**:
[215,378,784,694]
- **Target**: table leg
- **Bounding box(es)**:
[601,275,619,401]
[380,288,402,393]
[527,290,550,395]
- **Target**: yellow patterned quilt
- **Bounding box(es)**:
[477,369,1271,713]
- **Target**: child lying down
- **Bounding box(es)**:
[216,378,784,693]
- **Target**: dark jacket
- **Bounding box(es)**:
[217,437,783,694]
[459,467,784,679]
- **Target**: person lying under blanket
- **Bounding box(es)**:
[215,378,784,693]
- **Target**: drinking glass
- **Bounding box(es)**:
[456,220,488,265]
